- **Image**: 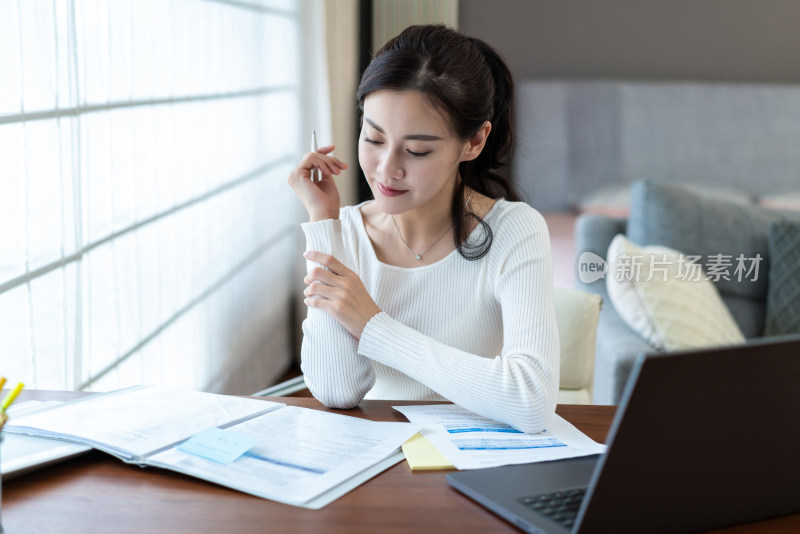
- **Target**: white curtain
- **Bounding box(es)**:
[0,0,328,394]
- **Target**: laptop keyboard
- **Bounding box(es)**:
[518,487,587,529]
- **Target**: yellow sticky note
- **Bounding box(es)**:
[401,432,455,471]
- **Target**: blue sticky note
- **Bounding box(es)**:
[178,427,260,464]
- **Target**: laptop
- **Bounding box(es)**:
[447,336,800,533]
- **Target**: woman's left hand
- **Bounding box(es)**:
[303,251,382,340]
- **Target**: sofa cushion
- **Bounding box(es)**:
[605,235,745,351]
[764,221,800,336]
[627,180,800,337]
[554,287,602,390]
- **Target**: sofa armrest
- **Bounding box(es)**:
[593,304,656,405]
[574,214,627,302]
[574,213,641,404]
[575,214,627,260]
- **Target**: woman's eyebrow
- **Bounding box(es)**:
[364,117,443,141]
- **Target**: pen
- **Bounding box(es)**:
[1,381,24,412]
[310,130,319,182]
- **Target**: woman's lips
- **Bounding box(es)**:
[376,182,408,197]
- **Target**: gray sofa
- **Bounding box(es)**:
[575,181,800,404]
[511,80,800,404]
[513,80,800,213]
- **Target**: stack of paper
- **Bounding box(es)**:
[396,405,605,471]
[6,386,420,508]
[1,401,92,479]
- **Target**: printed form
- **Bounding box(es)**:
[8,387,421,508]
[394,404,605,470]
[148,406,420,506]
[9,386,280,460]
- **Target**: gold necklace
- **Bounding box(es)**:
[391,193,472,261]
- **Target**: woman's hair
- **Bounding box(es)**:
[356,24,519,260]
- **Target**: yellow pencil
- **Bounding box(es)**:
[0,376,7,390]
[1,382,24,412]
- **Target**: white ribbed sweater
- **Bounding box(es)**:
[300,199,560,433]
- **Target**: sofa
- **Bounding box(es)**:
[513,80,800,213]
[575,180,800,404]
[509,79,800,404]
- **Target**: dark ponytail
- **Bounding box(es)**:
[357,24,519,260]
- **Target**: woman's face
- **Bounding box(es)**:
[359,90,470,216]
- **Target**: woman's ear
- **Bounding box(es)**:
[460,121,492,162]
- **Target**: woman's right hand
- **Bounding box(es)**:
[287,145,349,222]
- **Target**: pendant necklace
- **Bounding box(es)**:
[391,193,472,261]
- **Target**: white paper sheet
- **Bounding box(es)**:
[7,386,283,460]
[393,404,605,470]
[1,401,92,478]
[148,406,420,506]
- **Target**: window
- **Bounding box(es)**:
[0,0,314,393]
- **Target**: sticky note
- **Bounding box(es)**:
[401,432,455,471]
[178,428,260,464]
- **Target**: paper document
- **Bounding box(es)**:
[6,386,420,508]
[148,405,420,506]
[1,401,91,478]
[8,385,282,461]
[393,405,605,470]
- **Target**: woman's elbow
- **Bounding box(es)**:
[505,359,559,433]
[313,390,363,410]
[304,373,374,409]
[510,401,557,434]
[507,377,559,434]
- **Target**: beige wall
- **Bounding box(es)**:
[459,0,800,82]
[323,0,360,206]
[372,0,459,53]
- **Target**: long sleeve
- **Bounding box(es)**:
[356,206,560,433]
[299,218,375,408]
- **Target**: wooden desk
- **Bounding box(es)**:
[3,392,799,534]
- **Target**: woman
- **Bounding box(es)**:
[287,25,559,433]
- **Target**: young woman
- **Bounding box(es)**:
[287,25,559,434]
